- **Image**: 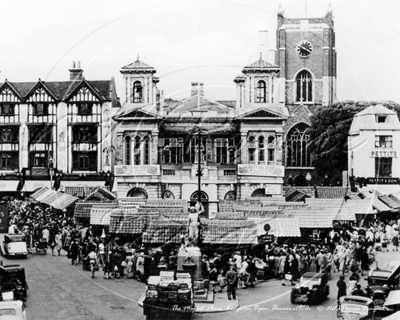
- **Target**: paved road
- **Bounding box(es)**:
[1,243,399,320]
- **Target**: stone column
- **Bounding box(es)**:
[240,133,248,164]
[276,133,283,166]
[151,132,159,164]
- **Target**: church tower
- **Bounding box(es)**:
[276,3,337,185]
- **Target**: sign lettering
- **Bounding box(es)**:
[366,177,400,184]
[370,150,398,158]
[115,165,160,176]
[238,165,284,177]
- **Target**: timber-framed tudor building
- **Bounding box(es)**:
[0,8,337,216]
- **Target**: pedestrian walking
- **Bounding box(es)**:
[337,275,346,304]
[55,230,63,256]
[87,249,98,278]
[226,265,237,300]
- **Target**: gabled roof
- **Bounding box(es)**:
[315,187,349,199]
[84,187,117,202]
[5,80,112,102]
[243,59,279,72]
[167,94,233,114]
[120,59,156,73]
[113,103,161,120]
[65,79,104,102]
[25,80,58,102]
[0,81,23,101]
[235,106,288,120]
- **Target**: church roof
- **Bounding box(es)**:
[120,59,156,73]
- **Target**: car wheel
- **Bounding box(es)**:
[290,291,297,304]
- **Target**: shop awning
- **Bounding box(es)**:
[24,180,52,192]
[250,217,301,237]
[345,199,376,214]
[379,195,400,210]
[30,187,78,210]
[373,198,397,213]
[0,180,19,192]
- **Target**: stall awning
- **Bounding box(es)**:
[24,180,52,192]
[345,199,376,215]
[334,207,356,221]
[201,220,258,244]
[315,187,349,199]
[250,217,301,237]
[373,198,397,213]
[288,208,336,228]
[30,187,78,210]
[74,202,117,218]
[142,220,187,243]
[90,204,118,225]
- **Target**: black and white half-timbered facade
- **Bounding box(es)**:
[0,62,118,199]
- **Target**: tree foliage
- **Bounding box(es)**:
[307,100,400,183]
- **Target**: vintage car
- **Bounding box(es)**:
[0,265,28,303]
[1,235,27,258]
[338,295,395,320]
[0,300,26,319]
[365,269,392,300]
[290,272,329,305]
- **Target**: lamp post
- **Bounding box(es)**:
[48,157,54,189]
[196,129,203,207]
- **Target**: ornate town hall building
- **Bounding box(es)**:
[112,6,337,215]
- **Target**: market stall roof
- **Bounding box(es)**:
[142,219,187,243]
[379,195,400,210]
[74,202,117,218]
[285,190,310,202]
[109,209,158,234]
[389,193,400,205]
[30,187,78,210]
[250,217,301,237]
[90,204,119,225]
[305,198,345,207]
[288,208,336,228]
[315,187,349,199]
[118,197,147,207]
[85,187,117,202]
[214,212,246,220]
[283,187,315,198]
[334,207,356,221]
[201,220,258,244]
[345,199,376,214]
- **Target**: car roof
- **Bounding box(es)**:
[0,300,23,308]
[340,295,373,305]
[0,265,24,271]
[5,234,24,238]
[371,270,391,277]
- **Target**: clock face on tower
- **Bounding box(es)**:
[296,40,313,57]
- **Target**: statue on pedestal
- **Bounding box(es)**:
[187,201,204,247]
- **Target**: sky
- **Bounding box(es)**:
[0,0,399,103]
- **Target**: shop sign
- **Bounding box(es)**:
[265,185,282,195]
[238,165,284,177]
[114,165,160,176]
[370,150,397,158]
[366,177,400,184]
[258,234,275,244]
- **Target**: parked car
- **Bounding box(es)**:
[1,235,27,258]
[0,300,26,319]
[338,295,395,320]
[365,269,392,301]
[0,265,28,303]
[290,272,329,305]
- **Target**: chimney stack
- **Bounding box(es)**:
[191,82,204,96]
[69,61,83,81]
[258,30,269,61]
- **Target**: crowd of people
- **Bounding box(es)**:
[4,197,400,302]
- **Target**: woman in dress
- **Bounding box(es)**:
[308,253,318,273]
[187,202,204,246]
[125,253,135,278]
[55,230,63,256]
[69,238,79,266]
[392,227,399,251]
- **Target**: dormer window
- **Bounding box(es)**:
[376,116,387,123]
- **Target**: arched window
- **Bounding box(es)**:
[286,123,311,168]
[250,188,272,197]
[163,190,175,199]
[134,137,141,165]
[296,70,313,102]
[143,137,150,165]
[256,80,266,103]
[258,137,265,162]
[127,187,148,198]
[267,136,275,164]
[125,136,131,165]
[133,81,143,103]
[224,191,236,201]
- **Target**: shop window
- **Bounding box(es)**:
[0,152,18,170]
[163,138,183,164]
[0,127,18,143]
[72,125,97,143]
[73,152,97,171]
[376,116,387,123]
[29,125,53,143]
[29,152,49,167]
[375,135,392,148]
[296,70,313,102]
[375,158,392,177]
